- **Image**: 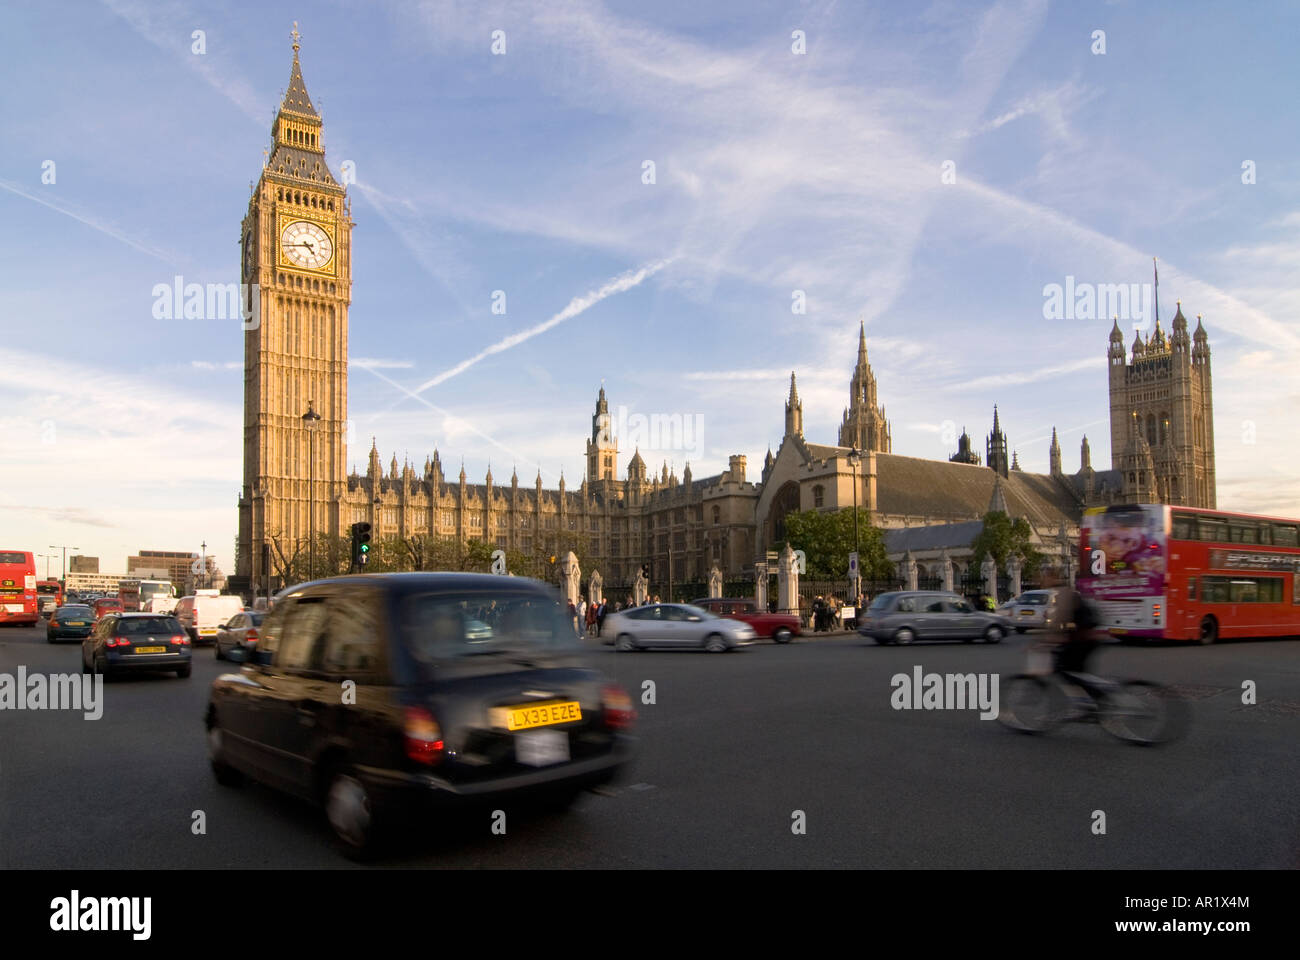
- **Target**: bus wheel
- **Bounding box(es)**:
[1198,617,1218,645]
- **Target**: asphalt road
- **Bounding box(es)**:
[1,621,1296,868]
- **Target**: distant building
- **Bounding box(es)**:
[128,550,215,587]
[69,555,99,574]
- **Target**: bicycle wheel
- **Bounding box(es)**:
[998,674,1068,734]
[1098,681,1188,745]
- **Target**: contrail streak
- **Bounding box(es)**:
[411,256,677,395]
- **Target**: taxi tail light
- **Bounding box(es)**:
[403,707,445,765]
[601,684,636,730]
[244,629,258,642]
[169,635,188,646]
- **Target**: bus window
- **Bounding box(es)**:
[1198,517,1227,542]
[1202,576,1283,603]
[1229,523,1259,544]
[1274,524,1298,547]
[1172,513,1195,540]
[1186,577,1196,601]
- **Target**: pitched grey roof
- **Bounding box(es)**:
[884,521,984,554]
[874,454,1081,527]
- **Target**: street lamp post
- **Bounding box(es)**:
[48,544,80,584]
[302,401,322,580]
[847,447,861,603]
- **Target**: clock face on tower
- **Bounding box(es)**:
[280,220,334,271]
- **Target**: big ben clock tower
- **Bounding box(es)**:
[236,25,353,592]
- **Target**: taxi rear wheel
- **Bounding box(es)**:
[773,627,793,644]
[705,634,728,653]
[893,628,915,645]
[208,721,244,787]
[325,767,382,860]
[616,633,636,652]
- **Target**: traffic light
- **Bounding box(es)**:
[350,522,372,572]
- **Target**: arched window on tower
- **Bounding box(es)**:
[712,505,721,525]
[1160,412,1170,446]
[1146,414,1157,446]
[813,485,825,508]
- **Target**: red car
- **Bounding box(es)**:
[92,598,124,621]
[692,598,801,643]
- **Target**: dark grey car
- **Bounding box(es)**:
[857,591,1010,645]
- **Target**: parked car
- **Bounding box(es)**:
[92,598,123,621]
[857,591,1010,645]
[690,597,801,643]
[205,573,635,858]
[602,603,757,652]
[82,613,192,678]
[47,604,95,643]
[214,610,264,660]
[997,589,1059,633]
[173,591,245,645]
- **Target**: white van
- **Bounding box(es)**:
[173,593,245,644]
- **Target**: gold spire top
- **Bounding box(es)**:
[291,21,301,55]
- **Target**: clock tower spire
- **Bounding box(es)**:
[237,28,353,594]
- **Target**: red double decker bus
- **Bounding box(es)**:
[1079,504,1300,643]
[0,550,39,626]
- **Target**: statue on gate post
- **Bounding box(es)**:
[904,550,918,591]
[634,566,648,606]
[588,570,603,606]
[753,562,768,611]
[980,555,998,607]
[940,549,954,593]
[1006,553,1022,600]
[708,566,724,599]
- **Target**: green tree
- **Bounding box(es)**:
[780,508,894,579]
[968,511,1043,577]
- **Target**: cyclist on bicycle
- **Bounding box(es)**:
[1038,569,1107,712]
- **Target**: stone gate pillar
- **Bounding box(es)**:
[588,570,603,605]
[753,562,768,610]
[904,551,918,591]
[940,549,954,593]
[560,551,581,607]
[634,567,648,605]
[777,545,799,614]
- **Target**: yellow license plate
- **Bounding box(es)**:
[490,700,581,731]
[67,621,86,626]
[134,646,167,654]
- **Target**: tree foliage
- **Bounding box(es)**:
[968,511,1043,576]
[779,508,894,579]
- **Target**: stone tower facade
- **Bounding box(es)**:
[236,32,353,588]
[1106,305,1215,507]
[838,323,892,453]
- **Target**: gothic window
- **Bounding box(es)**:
[469,515,482,529]
[519,515,530,528]
[712,506,720,525]
[568,517,577,530]
[1145,414,1157,446]
[813,485,825,508]
[1160,412,1170,446]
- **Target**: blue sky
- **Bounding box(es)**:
[2,0,1298,576]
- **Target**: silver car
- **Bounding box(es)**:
[857,591,1010,645]
[603,603,757,652]
[997,589,1059,633]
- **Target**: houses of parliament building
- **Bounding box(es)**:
[234,40,1218,592]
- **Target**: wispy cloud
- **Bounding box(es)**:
[351,358,415,369]
[957,357,1104,392]
[0,178,178,264]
